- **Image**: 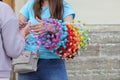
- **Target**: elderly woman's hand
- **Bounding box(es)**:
[20,23,31,38]
[18,14,28,27]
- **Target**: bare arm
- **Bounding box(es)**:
[64,14,73,23]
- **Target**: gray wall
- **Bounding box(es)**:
[66,0,120,24]
[66,25,120,80]
[15,0,120,24]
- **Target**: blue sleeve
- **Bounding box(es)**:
[19,0,34,19]
[63,1,76,19]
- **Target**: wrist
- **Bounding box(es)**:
[20,29,26,38]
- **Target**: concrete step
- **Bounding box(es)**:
[88,32,120,43]
[79,43,120,57]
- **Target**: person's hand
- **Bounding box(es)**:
[30,17,56,34]
[18,14,28,28]
[30,23,56,34]
[29,17,45,34]
[30,23,45,34]
[20,23,31,38]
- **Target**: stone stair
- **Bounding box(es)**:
[66,25,120,80]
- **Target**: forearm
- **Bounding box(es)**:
[2,19,25,58]
[19,30,26,38]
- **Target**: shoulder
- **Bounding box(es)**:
[0,2,14,15]
[24,0,35,8]
[0,2,16,27]
[0,2,12,11]
[20,0,35,13]
[19,0,35,19]
[63,1,72,8]
[62,1,76,19]
[63,1,75,13]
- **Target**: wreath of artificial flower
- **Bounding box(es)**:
[24,18,89,59]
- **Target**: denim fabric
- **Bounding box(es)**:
[18,59,68,80]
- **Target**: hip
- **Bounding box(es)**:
[18,59,68,80]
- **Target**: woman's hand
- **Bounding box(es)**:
[30,23,56,34]
[30,17,56,34]
[30,23,45,34]
[20,23,30,38]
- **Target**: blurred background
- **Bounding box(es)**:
[14,0,120,24]
[1,0,120,80]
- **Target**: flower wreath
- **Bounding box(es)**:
[24,18,89,59]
